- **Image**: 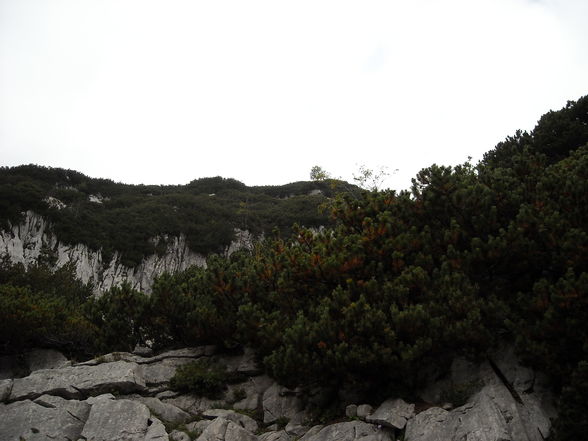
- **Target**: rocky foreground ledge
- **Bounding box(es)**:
[0,346,556,441]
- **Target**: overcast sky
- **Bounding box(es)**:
[1,0,586,190]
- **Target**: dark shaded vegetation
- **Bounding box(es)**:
[169,358,240,398]
[0,96,587,440]
[0,169,342,267]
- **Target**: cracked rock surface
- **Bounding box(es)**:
[0,345,556,441]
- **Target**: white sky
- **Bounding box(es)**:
[1,0,587,190]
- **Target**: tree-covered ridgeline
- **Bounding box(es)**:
[0,96,587,440]
[0,170,346,267]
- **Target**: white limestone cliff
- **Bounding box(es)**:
[0,211,253,295]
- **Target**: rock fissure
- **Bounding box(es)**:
[66,409,85,423]
[0,211,255,295]
[488,357,523,405]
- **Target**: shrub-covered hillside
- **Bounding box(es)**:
[0,169,350,266]
[0,96,587,440]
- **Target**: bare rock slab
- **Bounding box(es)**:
[202,408,259,432]
[170,430,191,441]
[81,398,151,441]
[196,417,259,441]
[259,430,294,441]
[405,383,551,441]
[142,358,195,385]
[299,421,388,441]
[10,360,146,401]
[356,404,373,419]
[366,398,414,430]
[134,396,192,424]
[145,416,170,441]
[262,382,304,424]
[0,397,90,441]
[163,394,223,416]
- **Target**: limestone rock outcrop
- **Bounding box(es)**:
[406,348,555,441]
[0,345,557,441]
[0,396,89,441]
[81,396,152,441]
[366,398,414,430]
[0,211,254,294]
[196,417,259,441]
[9,360,147,401]
[299,421,389,441]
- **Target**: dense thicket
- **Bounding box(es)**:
[0,170,342,266]
[0,96,587,439]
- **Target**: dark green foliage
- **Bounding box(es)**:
[0,168,336,267]
[0,284,80,353]
[169,359,228,398]
[0,260,97,355]
[145,260,240,350]
[84,284,150,353]
[552,361,588,441]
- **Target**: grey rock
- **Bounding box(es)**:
[366,398,414,430]
[285,421,310,437]
[0,379,13,402]
[145,416,170,441]
[196,417,258,441]
[259,430,294,441]
[33,393,87,410]
[284,410,310,436]
[405,407,450,441]
[345,404,358,418]
[413,345,555,441]
[186,419,213,434]
[85,393,116,405]
[135,396,192,424]
[405,383,552,441]
[25,348,70,371]
[356,404,373,419]
[298,425,324,441]
[405,391,510,441]
[0,397,90,441]
[142,358,196,385]
[149,384,170,395]
[356,432,393,441]
[491,346,536,393]
[298,421,382,441]
[163,394,224,416]
[170,430,191,441]
[81,398,151,441]
[148,347,206,362]
[156,390,180,400]
[202,408,259,432]
[262,382,304,424]
[10,360,146,401]
[77,352,141,366]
